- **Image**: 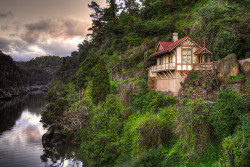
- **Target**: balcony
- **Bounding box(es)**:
[193,62,217,71]
[151,63,176,72]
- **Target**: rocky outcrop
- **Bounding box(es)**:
[240,59,250,74]
[179,54,250,101]
[217,53,240,84]
[42,129,64,146]
[179,71,219,101]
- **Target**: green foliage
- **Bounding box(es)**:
[175,99,212,158]
[209,89,249,140]
[220,135,243,167]
[120,107,175,159]
[129,91,179,114]
[134,78,148,93]
[132,149,165,167]
[91,58,110,105]
[126,50,134,55]
[64,83,78,104]
[189,70,199,83]
[79,95,124,167]
[41,98,69,126]
[123,33,143,46]
[195,0,249,59]
[44,79,65,102]
[76,55,99,89]
[228,74,244,82]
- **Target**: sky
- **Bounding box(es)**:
[0,0,106,61]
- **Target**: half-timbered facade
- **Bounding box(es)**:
[148,33,213,95]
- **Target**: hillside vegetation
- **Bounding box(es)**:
[0,52,62,98]
[41,0,250,166]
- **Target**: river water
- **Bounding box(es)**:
[0,92,83,167]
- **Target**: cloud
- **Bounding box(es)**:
[1,17,89,61]
[0,37,11,51]
[0,11,13,19]
[21,18,90,44]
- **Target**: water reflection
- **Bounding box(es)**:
[0,92,82,167]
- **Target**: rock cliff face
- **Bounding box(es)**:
[217,53,240,84]
[179,71,219,101]
[179,54,250,101]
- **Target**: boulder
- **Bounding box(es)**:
[217,53,240,84]
[241,61,250,74]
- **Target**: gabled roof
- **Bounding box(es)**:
[194,47,212,54]
[150,36,211,57]
[159,41,172,50]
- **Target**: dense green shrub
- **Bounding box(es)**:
[64,83,78,104]
[132,149,164,167]
[123,33,143,46]
[130,91,179,114]
[228,74,244,82]
[44,79,65,102]
[175,99,212,158]
[120,107,175,159]
[79,95,124,166]
[221,135,243,167]
[41,98,69,126]
[91,58,110,105]
[209,89,249,140]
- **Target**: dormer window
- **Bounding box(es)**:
[182,49,191,64]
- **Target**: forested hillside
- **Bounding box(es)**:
[16,56,62,76]
[41,0,250,166]
[0,52,62,99]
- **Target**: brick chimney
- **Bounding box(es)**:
[173,33,178,42]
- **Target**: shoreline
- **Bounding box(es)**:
[0,85,48,100]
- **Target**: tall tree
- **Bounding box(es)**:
[104,0,118,22]
[87,1,104,46]
[91,58,110,105]
[121,0,139,15]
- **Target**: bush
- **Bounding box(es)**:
[175,99,212,158]
[91,58,110,105]
[209,89,248,140]
[123,33,143,46]
[132,149,164,167]
[130,91,179,114]
[79,95,124,166]
[120,108,175,159]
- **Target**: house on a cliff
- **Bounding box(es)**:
[147,33,214,95]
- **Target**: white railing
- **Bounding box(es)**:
[151,63,176,72]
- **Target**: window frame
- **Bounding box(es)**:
[182,48,192,64]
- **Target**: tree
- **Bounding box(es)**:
[120,0,140,15]
[87,1,104,46]
[91,58,110,105]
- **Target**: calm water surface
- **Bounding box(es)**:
[0,92,83,167]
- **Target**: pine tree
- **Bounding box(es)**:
[91,58,110,105]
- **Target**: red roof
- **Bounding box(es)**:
[194,47,212,54]
[158,41,172,50]
[150,36,209,57]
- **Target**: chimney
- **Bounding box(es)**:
[173,33,178,42]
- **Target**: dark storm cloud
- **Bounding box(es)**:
[0,37,31,53]
[0,37,11,51]
[21,18,89,44]
[0,11,13,19]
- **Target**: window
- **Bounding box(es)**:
[182,49,191,64]
[198,55,203,63]
[169,56,172,63]
[159,57,163,65]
